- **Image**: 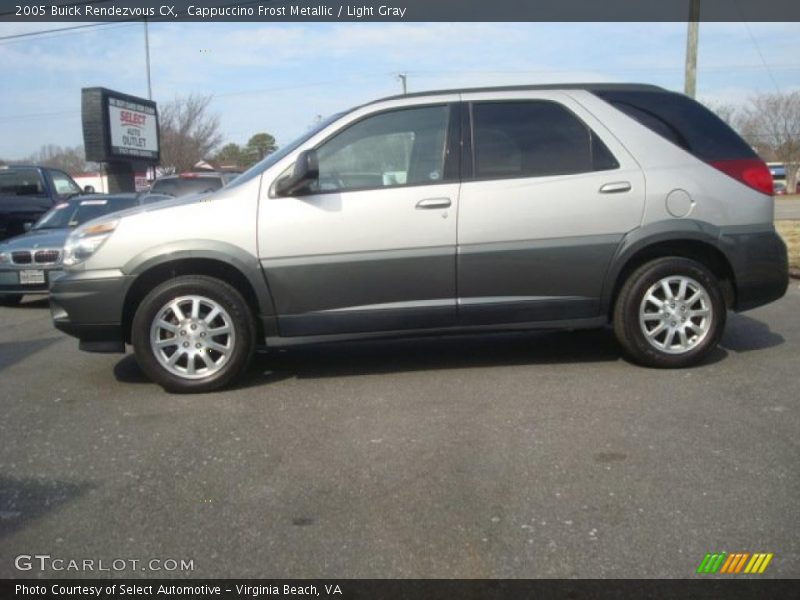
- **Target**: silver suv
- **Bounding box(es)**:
[49,84,788,393]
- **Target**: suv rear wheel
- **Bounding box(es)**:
[131,275,256,393]
[613,257,726,368]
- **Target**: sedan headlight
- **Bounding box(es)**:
[0,251,9,265]
[62,219,119,266]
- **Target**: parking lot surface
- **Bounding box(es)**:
[1,284,799,579]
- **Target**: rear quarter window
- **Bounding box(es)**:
[594,90,756,161]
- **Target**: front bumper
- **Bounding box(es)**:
[719,227,789,312]
[50,269,132,353]
[0,267,65,295]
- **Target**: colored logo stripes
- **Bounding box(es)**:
[696,552,773,574]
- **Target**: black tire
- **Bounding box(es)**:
[131,275,256,393]
[613,257,726,368]
[0,294,23,306]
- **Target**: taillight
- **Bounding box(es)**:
[709,159,773,196]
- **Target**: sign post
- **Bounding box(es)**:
[81,87,160,193]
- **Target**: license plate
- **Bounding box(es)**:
[19,270,45,285]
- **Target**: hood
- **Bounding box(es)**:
[115,191,210,221]
[0,227,70,251]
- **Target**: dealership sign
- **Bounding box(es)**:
[82,87,160,163]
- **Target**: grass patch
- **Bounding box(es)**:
[776,220,800,273]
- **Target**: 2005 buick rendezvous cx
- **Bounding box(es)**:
[50,84,788,393]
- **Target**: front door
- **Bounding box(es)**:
[259,103,460,337]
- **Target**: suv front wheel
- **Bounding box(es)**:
[613,257,726,368]
[132,275,256,393]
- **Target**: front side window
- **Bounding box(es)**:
[50,171,81,195]
[313,105,450,193]
[471,101,618,180]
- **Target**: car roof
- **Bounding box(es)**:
[0,164,46,171]
[368,82,666,104]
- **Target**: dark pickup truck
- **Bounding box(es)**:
[0,165,90,242]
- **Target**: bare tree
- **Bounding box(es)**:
[18,145,97,174]
[158,94,223,173]
[738,91,800,192]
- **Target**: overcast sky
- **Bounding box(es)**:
[0,21,798,159]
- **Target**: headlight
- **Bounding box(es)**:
[0,251,9,265]
[62,219,119,266]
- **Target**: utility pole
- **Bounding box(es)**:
[144,18,152,100]
[684,0,700,98]
[143,18,154,186]
[397,73,407,95]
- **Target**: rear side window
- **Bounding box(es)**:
[471,101,619,180]
[0,169,45,195]
[594,90,756,161]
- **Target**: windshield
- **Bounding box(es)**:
[34,197,138,230]
[225,112,345,189]
[0,168,46,196]
[151,176,224,197]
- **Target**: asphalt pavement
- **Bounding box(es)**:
[1,284,799,578]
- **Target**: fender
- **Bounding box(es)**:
[600,219,726,314]
[121,239,277,319]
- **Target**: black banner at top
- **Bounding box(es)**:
[2,0,800,22]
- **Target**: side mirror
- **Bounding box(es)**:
[23,222,33,232]
[275,149,319,196]
[83,185,95,194]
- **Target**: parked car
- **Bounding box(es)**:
[50,84,788,393]
[773,181,787,195]
[149,171,240,198]
[0,192,170,305]
[0,165,94,242]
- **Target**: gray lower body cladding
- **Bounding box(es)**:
[51,224,788,353]
[262,235,620,337]
[718,226,789,311]
[50,270,131,352]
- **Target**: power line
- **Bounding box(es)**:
[0,22,137,45]
[741,21,781,93]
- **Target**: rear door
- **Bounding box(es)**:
[258,102,461,336]
[457,91,645,325]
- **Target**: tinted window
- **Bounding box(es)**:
[0,168,45,195]
[150,176,223,197]
[594,90,756,161]
[472,101,618,179]
[314,105,449,192]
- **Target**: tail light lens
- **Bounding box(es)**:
[709,159,774,196]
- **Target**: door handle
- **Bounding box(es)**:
[416,197,451,209]
[599,181,632,194]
